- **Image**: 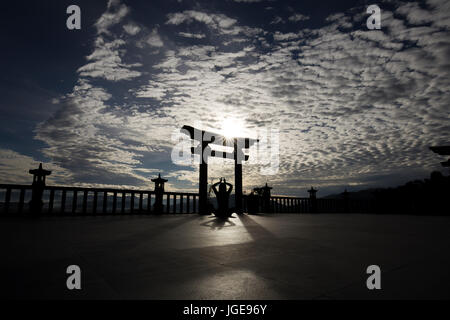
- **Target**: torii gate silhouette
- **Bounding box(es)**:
[181,125,258,215]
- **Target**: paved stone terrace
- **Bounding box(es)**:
[1,213,450,299]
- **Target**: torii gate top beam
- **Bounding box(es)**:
[430,146,450,156]
[181,125,259,149]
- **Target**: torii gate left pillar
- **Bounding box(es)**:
[234,142,243,214]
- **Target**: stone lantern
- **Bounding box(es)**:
[261,183,273,212]
[308,187,318,213]
[152,173,167,213]
[29,163,51,215]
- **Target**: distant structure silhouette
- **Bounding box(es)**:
[430,146,450,167]
[374,171,449,215]
[181,125,258,215]
[342,189,350,212]
[29,163,51,215]
[211,178,233,218]
[152,173,167,213]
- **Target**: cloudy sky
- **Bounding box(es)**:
[0,0,449,196]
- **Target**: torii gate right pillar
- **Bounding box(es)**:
[235,162,243,214]
[234,140,245,215]
[199,161,208,215]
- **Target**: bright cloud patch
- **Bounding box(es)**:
[17,0,449,196]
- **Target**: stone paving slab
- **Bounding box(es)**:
[1,213,450,299]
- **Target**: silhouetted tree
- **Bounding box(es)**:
[373,171,449,215]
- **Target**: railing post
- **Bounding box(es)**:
[139,193,143,212]
[103,191,107,214]
[72,191,78,214]
[18,188,26,214]
[173,195,177,214]
[82,190,88,214]
[130,192,135,214]
[121,192,126,214]
[4,187,11,214]
[166,194,170,214]
[93,191,98,215]
[48,189,55,215]
[147,192,152,214]
[272,197,276,213]
[187,195,190,214]
[193,195,197,213]
[61,190,66,214]
[180,195,183,214]
[112,192,117,214]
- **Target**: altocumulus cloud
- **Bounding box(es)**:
[24,0,450,195]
